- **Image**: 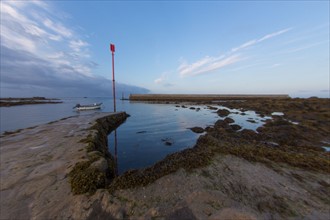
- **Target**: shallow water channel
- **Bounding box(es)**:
[0,97,273,174]
[107,102,271,174]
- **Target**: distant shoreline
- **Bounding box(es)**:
[129,94,290,102]
[0,97,62,107]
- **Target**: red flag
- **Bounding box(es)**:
[110,44,115,52]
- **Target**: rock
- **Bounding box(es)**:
[214,120,230,129]
[247,119,257,123]
[90,158,108,173]
[209,208,257,220]
[207,106,218,110]
[166,207,197,220]
[137,131,147,134]
[190,127,204,133]
[113,207,126,220]
[217,109,230,117]
[264,141,279,147]
[230,124,242,131]
[190,107,196,110]
[224,117,235,124]
[181,105,187,108]
[162,138,174,146]
[146,207,160,217]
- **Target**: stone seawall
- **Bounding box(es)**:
[129,94,290,102]
[0,112,128,219]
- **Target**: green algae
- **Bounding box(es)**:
[68,112,129,195]
[107,98,330,192]
[69,160,106,195]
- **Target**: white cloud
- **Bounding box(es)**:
[154,77,165,84]
[43,18,73,38]
[0,1,100,93]
[231,40,257,52]
[231,28,292,53]
[178,27,291,77]
[178,55,241,77]
[258,28,292,42]
[69,39,89,52]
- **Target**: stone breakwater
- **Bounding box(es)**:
[0,112,128,219]
[129,94,290,102]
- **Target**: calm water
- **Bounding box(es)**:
[1,97,269,174]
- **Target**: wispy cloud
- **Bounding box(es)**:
[281,40,328,54]
[231,28,292,52]
[154,75,166,84]
[154,73,174,87]
[178,55,241,77]
[178,27,291,77]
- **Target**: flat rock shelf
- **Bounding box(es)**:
[0,112,128,220]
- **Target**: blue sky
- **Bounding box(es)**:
[1,1,329,98]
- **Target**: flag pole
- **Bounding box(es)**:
[110,43,116,112]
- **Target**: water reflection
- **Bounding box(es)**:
[113,129,118,176]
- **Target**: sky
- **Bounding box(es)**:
[0,1,329,98]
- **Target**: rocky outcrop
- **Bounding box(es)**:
[217,109,230,117]
[69,112,129,194]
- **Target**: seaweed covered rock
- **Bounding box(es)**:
[69,160,106,195]
[190,127,204,133]
[69,112,129,194]
[224,117,235,124]
[217,109,230,117]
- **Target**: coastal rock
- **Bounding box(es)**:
[207,106,218,110]
[162,138,174,146]
[224,117,235,124]
[209,208,257,220]
[230,124,242,131]
[214,120,231,130]
[90,158,109,173]
[190,127,204,133]
[217,109,230,117]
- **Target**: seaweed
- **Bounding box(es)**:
[68,112,129,194]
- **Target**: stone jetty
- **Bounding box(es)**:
[0,112,128,219]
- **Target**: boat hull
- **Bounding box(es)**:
[74,103,102,111]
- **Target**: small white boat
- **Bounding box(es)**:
[73,103,102,111]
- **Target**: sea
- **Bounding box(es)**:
[0,97,269,174]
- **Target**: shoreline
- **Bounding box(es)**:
[129,94,290,101]
[0,97,62,107]
[1,98,329,219]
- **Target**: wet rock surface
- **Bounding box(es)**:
[99,98,329,220]
[217,109,230,117]
[189,126,205,133]
[0,112,128,219]
[1,98,329,220]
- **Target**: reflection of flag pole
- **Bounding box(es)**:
[110,43,116,112]
[114,129,118,176]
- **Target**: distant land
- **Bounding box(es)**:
[129,94,290,102]
[0,97,62,107]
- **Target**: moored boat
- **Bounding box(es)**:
[73,103,102,111]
